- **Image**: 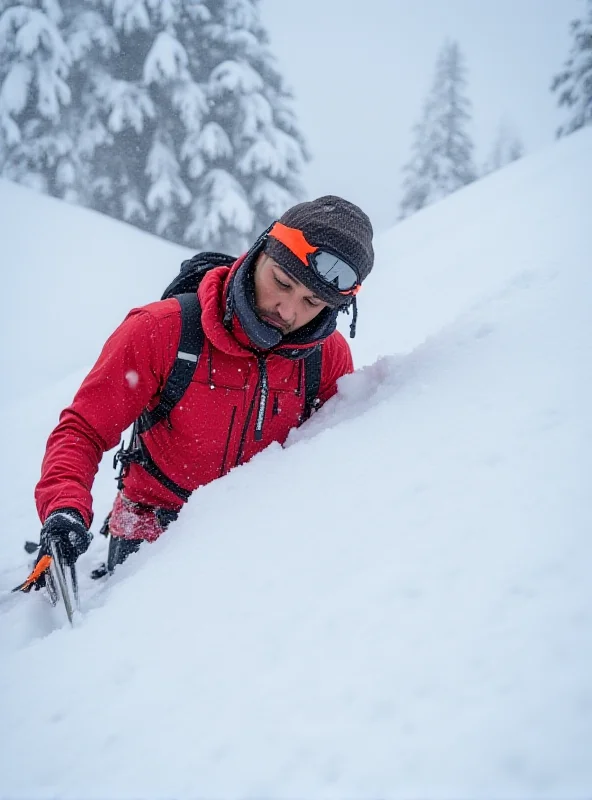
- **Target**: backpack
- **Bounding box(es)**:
[113,252,322,503]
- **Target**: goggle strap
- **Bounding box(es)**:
[350,296,358,338]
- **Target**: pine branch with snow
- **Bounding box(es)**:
[0,1,72,192]
[551,0,592,137]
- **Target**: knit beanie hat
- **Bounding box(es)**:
[264,195,374,307]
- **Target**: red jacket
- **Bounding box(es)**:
[35,262,353,526]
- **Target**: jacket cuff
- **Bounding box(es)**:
[46,507,88,528]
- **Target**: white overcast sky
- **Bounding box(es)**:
[261,0,582,233]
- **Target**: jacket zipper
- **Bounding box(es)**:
[254,356,269,442]
[234,355,268,465]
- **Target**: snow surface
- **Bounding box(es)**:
[0,130,591,798]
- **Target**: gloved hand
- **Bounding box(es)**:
[13,509,93,594]
[40,508,93,568]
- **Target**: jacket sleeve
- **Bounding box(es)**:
[35,308,174,526]
[316,330,354,407]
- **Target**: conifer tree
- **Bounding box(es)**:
[399,97,439,218]
[1,0,309,253]
[551,0,592,137]
[74,0,192,234]
[400,40,476,220]
[184,0,309,253]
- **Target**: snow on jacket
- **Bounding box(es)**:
[35,261,354,527]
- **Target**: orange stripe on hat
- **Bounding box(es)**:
[269,221,317,265]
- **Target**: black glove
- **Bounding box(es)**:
[40,508,93,568]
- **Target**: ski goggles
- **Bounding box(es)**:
[268,221,361,296]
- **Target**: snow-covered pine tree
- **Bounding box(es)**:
[67,0,168,232]
[399,97,439,219]
[482,121,525,175]
[0,0,73,196]
[183,0,309,253]
[551,0,592,137]
[59,0,120,207]
[399,39,476,220]
[48,0,308,251]
[1,0,308,250]
[430,40,476,199]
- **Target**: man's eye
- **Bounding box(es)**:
[274,275,290,289]
[306,297,321,308]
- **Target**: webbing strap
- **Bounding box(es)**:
[303,346,322,420]
[134,442,192,503]
[138,293,203,433]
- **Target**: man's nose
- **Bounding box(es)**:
[276,298,297,323]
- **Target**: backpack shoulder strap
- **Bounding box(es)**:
[138,293,204,433]
[303,346,323,420]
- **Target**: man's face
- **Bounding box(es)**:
[253,252,330,334]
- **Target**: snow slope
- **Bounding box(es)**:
[0,130,591,799]
[0,179,191,399]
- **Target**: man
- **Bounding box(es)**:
[30,195,374,579]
